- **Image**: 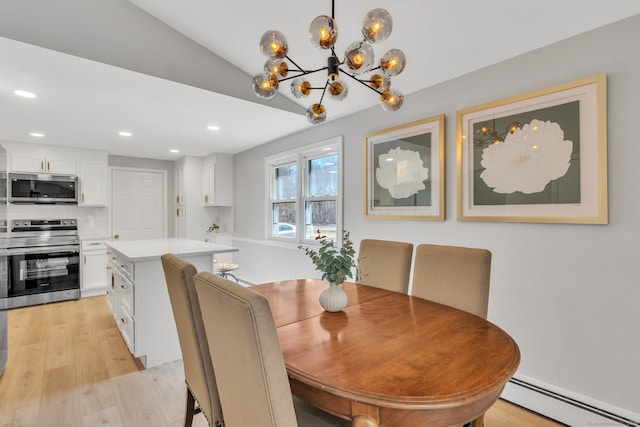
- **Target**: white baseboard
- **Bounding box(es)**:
[502,375,640,426]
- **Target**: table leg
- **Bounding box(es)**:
[351,402,379,427]
[470,414,485,427]
[352,415,378,427]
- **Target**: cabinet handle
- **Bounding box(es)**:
[83,255,86,265]
[41,160,44,172]
[176,195,180,204]
[121,284,128,290]
[205,194,209,204]
[106,266,112,270]
[121,317,128,324]
[47,161,50,171]
[82,193,85,203]
[176,208,180,217]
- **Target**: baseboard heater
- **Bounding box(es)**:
[504,377,640,427]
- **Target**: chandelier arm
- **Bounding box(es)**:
[339,68,383,96]
[317,81,330,106]
[285,55,327,74]
[278,66,329,83]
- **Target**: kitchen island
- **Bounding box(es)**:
[105,238,238,368]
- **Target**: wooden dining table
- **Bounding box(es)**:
[252,279,520,427]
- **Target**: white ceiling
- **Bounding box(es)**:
[1,0,639,161]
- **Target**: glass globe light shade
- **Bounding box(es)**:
[290,77,312,98]
[362,8,393,43]
[344,41,375,75]
[369,74,390,91]
[380,49,406,77]
[308,15,338,49]
[306,104,326,124]
[252,72,279,99]
[380,88,404,111]
[259,30,288,59]
[263,58,288,78]
[328,79,348,101]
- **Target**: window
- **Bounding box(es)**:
[267,137,342,243]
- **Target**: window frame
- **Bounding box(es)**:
[266,136,343,245]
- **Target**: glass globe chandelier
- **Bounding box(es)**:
[252,1,407,125]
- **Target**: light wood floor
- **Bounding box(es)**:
[0,296,564,426]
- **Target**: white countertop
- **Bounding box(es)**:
[105,238,238,262]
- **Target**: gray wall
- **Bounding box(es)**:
[233,15,640,417]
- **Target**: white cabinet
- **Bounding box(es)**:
[175,163,186,207]
[202,154,233,207]
[175,206,186,238]
[78,159,108,206]
[81,240,108,297]
[104,240,236,368]
[11,152,76,174]
[174,162,187,238]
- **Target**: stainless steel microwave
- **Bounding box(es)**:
[8,173,78,204]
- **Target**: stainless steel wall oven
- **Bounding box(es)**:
[1,219,80,309]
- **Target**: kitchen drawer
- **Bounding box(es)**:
[119,303,135,354]
[107,252,134,282]
[119,275,134,314]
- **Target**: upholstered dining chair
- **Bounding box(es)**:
[193,271,350,427]
[357,239,414,294]
[411,244,492,318]
[161,254,224,427]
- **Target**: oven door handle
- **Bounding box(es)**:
[5,245,80,255]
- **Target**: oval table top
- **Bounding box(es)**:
[252,279,520,426]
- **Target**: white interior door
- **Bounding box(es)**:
[111,168,166,240]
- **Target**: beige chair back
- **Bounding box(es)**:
[161,254,223,426]
[194,271,298,427]
[357,239,413,294]
[411,244,492,318]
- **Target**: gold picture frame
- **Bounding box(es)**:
[456,73,608,224]
[364,114,445,220]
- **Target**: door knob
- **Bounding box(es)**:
[114,234,120,239]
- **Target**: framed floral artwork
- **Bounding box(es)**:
[364,114,445,220]
[456,73,608,224]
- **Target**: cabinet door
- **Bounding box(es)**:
[175,206,186,238]
[175,164,186,206]
[11,153,45,173]
[202,155,232,206]
[46,156,76,174]
[202,163,214,206]
[79,160,108,206]
[82,249,107,294]
[11,153,76,174]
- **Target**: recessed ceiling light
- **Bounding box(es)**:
[30,132,45,138]
[118,131,132,137]
[170,149,180,153]
[206,125,220,131]
[14,90,37,98]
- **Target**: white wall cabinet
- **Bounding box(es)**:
[175,163,186,207]
[79,159,108,206]
[202,153,233,207]
[11,152,76,174]
[81,240,108,297]
[173,156,219,239]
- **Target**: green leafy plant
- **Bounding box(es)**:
[298,230,356,286]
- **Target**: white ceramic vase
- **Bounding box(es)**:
[318,282,348,312]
